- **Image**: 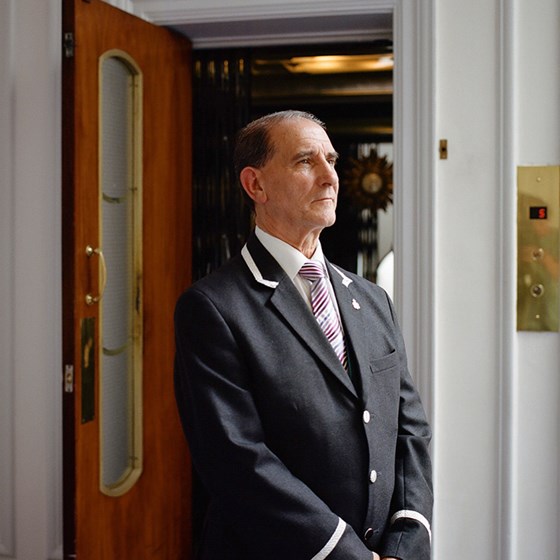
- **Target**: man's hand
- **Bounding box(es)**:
[373,555,399,560]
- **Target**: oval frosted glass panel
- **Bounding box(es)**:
[100,55,142,494]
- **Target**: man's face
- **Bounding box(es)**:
[254,118,339,242]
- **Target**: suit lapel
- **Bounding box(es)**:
[243,234,358,399]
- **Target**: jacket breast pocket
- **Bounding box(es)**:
[368,350,400,435]
[370,349,399,374]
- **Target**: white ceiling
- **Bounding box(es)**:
[127,0,392,48]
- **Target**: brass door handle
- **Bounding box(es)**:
[85,245,107,305]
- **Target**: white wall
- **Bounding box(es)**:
[0,1,63,559]
[1,0,558,559]
[0,2,15,555]
[434,1,560,560]
[434,0,502,556]
[514,1,560,557]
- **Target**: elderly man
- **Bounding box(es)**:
[174,110,433,560]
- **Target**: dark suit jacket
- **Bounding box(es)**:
[174,232,433,560]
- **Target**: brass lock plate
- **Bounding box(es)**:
[81,317,95,422]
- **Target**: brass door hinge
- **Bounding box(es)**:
[63,32,75,58]
[64,364,74,393]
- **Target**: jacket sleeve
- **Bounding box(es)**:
[174,287,373,560]
[377,297,433,560]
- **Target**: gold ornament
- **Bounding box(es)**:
[343,149,393,211]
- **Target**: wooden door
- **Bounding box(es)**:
[62,1,192,558]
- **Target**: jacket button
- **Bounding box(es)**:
[363,410,371,423]
[369,469,378,483]
[364,527,374,541]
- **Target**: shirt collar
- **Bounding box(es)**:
[255,226,326,280]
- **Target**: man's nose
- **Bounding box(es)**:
[318,158,338,185]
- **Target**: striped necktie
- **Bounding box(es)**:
[299,261,348,370]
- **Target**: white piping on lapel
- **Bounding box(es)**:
[241,245,279,288]
[330,264,353,287]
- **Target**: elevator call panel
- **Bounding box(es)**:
[517,166,560,332]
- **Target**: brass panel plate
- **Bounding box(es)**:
[81,317,95,423]
[517,166,560,331]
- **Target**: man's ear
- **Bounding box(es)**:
[240,167,267,204]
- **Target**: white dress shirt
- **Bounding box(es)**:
[254,227,343,322]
